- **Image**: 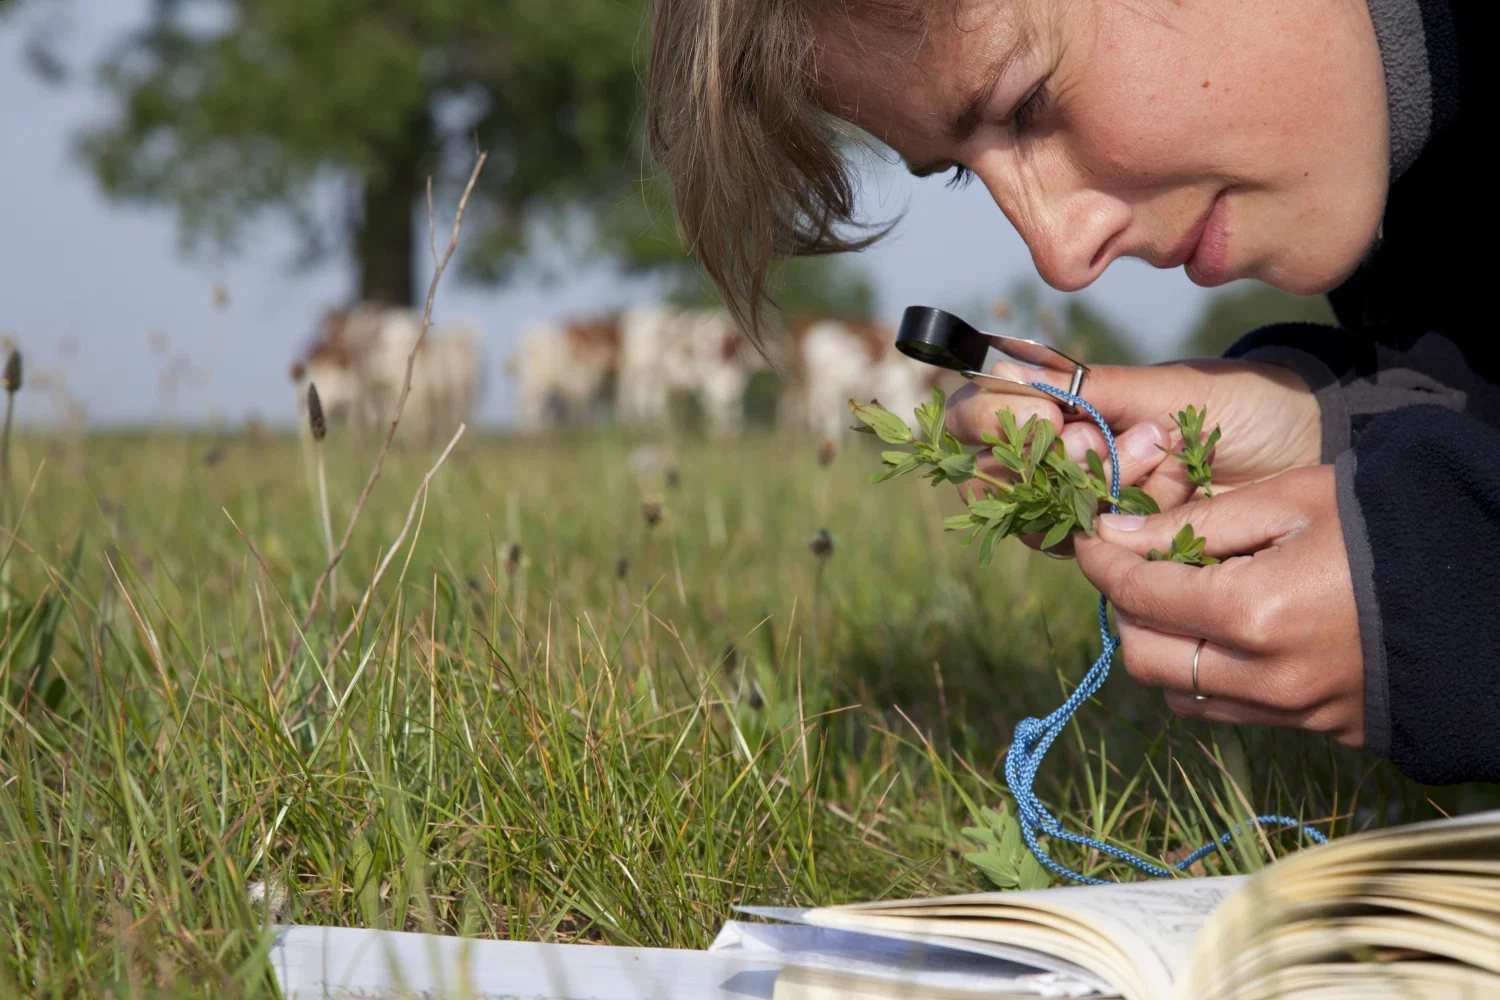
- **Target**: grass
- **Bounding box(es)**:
[1,425,1494,998]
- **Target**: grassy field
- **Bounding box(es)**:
[2,424,1495,997]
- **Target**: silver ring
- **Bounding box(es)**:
[1191,638,1211,701]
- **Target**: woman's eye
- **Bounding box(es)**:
[945,165,976,189]
[1011,81,1049,136]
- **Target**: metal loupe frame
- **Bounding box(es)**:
[894,306,1088,413]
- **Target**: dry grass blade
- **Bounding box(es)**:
[280,152,489,675]
[284,422,467,717]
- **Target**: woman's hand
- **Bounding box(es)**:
[1073,466,1364,746]
[944,358,1324,530]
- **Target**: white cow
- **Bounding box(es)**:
[290,305,482,441]
[505,316,620,431]
[779,317,960,437]
[617,305,766,435]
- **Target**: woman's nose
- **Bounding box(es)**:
[976,169,1129,292]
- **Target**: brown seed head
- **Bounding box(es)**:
[809,528,834,560]
[816,437,837,468]
[306,383,327,441]
[641,496,664,529]
[505,542,523,575]
[3,349,21,393]
[614,555,630,580]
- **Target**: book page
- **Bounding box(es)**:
[269,924,781,1000]
[709,919,1106,998]
[800,876,1247,1000]
[1176,810,1500,1000]
[733,906,1110,987]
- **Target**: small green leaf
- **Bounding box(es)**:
[938,453,978,483]
[848,399,914,445]
[1028,420,1056,469]
[998,409,1022,449]
[1086,449,1106,482]
[978,524,1003,566]
[968,498,1012,520]
[1040,519,1073,550]
[1116,487,1161,516]
[1071,487,1097,536]
[1017,851,1051,890]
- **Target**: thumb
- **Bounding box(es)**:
[1094,475,1305,559]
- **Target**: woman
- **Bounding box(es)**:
[648,0,1494,784]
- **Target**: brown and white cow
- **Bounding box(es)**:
[290,305,482,441]
[506,315,621,430]
[779,316,961,438]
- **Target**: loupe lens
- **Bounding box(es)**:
[896,338,962,369]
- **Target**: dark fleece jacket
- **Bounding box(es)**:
[1225,0,1497,784]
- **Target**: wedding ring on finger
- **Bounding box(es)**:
[1191,638,1212,701]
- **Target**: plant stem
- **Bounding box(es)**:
[812,558,826,676]
[315,444,336,628]
[1,393,14,526]
[0,394,13,614]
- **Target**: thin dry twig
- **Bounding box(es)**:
[286,422,467,725]
[278,152,488,679]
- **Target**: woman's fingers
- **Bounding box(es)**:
[1094,474,1310,559]
[1114,613,1279,704]
[945,378,1062,445]
[1159,691,1311,728]
[1075,537,1249,643]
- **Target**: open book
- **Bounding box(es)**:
[711,809,1500,1000]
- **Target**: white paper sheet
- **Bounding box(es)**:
[269,925,781,1000]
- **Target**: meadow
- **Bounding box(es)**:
[2,424,1495,997]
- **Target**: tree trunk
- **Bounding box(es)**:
[354,114,431,307]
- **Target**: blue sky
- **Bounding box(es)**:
[0,0,1223,428]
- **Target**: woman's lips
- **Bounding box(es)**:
[1162,196,1218,270]
[1185,191,1231,286]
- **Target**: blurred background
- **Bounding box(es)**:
[0,0,1335,434]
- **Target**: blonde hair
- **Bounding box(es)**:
[647,0,939,343]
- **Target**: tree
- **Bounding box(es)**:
[1182,282,1336,358]
[76,0,647,306]
[602,176,878,323]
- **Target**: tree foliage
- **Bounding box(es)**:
[76,0,648,304]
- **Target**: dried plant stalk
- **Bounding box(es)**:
[278,153,488,679]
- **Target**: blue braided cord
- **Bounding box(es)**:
[998,382,1329,885]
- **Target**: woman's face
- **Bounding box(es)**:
[816,0,1389,294]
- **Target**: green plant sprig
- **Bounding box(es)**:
[849,390,1160,565]
[1146,524,1219,566]
[1164,405,1221,497]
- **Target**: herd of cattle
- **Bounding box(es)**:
[288,303,967,440]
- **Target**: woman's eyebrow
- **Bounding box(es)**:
[947,34,1032,144]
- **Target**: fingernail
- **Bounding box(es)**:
[1100,514,1146,531]
[1119,422,1166,464]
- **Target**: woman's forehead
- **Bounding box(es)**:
[813,2,1032,147]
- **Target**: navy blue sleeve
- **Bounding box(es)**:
[1346,405,1500,785]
